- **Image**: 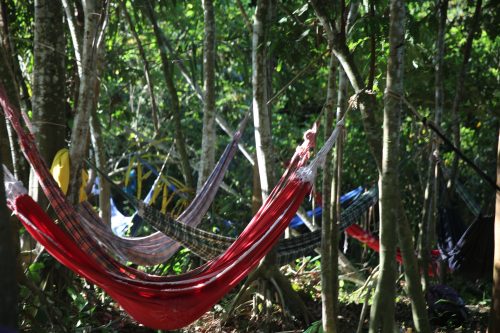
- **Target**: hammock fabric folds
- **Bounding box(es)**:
[9,175,311,329]
[2,84,339,329]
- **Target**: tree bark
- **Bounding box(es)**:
[309,0,382,172]
[490,129,500,332]
[253,0,275,199]
[68,0,107,204]
[0,159,18,330]
[321,53,338,333]
[369,0,405,331]
[61,0,83,76]
[449,0,482,187]
[90,94,110,224]
[30,0,66,206]
[198,0,217,191]
[419,0,448,291]
[311,1,430,330]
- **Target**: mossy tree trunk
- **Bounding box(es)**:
[198,0,217,191]
[368,2,405,330]
[253,0,275,199]
[31,0,66,206]
[321,52,338,333]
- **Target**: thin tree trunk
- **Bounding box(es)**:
[0,5,27,184]
[369,0,405,331]
[396,202,432,333]
[490,129,500,332]
[311,1,430,330]
[0,158,18,330]
[31,0,66,206]
[144,1,195,191]
[253,0,275,199]
[419,0,448,291]
[61,0,83,76]
[198,0,217,191]
[449,0,482,187]
[321,53,338,333]
[90,91,110,224]
[367,0,376,91]
[143,0,255,168]
[120,0,160,135]
[68,0,107,204]
[309,0,382,172]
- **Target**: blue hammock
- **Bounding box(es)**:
[289,186,363,229]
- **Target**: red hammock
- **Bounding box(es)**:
[1,84,328,329]
[9,177,311,329]
[345,224,440,275]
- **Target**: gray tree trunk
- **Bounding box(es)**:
[89,49,111,224]
[68,0,107,204]
[198,0,217,191]
[253,0,275,199]
[311,1,430,330]
[31,0,66,206]
[321,53,338,333]
[369,0,405,331]
[419,0,448,291]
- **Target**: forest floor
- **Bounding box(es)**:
[107,267,491,333]
[110,297,489,332]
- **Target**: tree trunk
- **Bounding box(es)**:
[198,0,217,191]
[30,0,66,207]
[490,129,500,332]
[144,1,195,191]
[253,0,275,199]
[311,1,430,330]
[144,0,255,167]
[68,0,106,204]
[449,0,482,187]
[0,158,18,330]
[309,0,382,172]
[321,53,338,333]
[419,0,448,291]
[0,5,27,185]
[369,0,405,331]
[90,93,110,224]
